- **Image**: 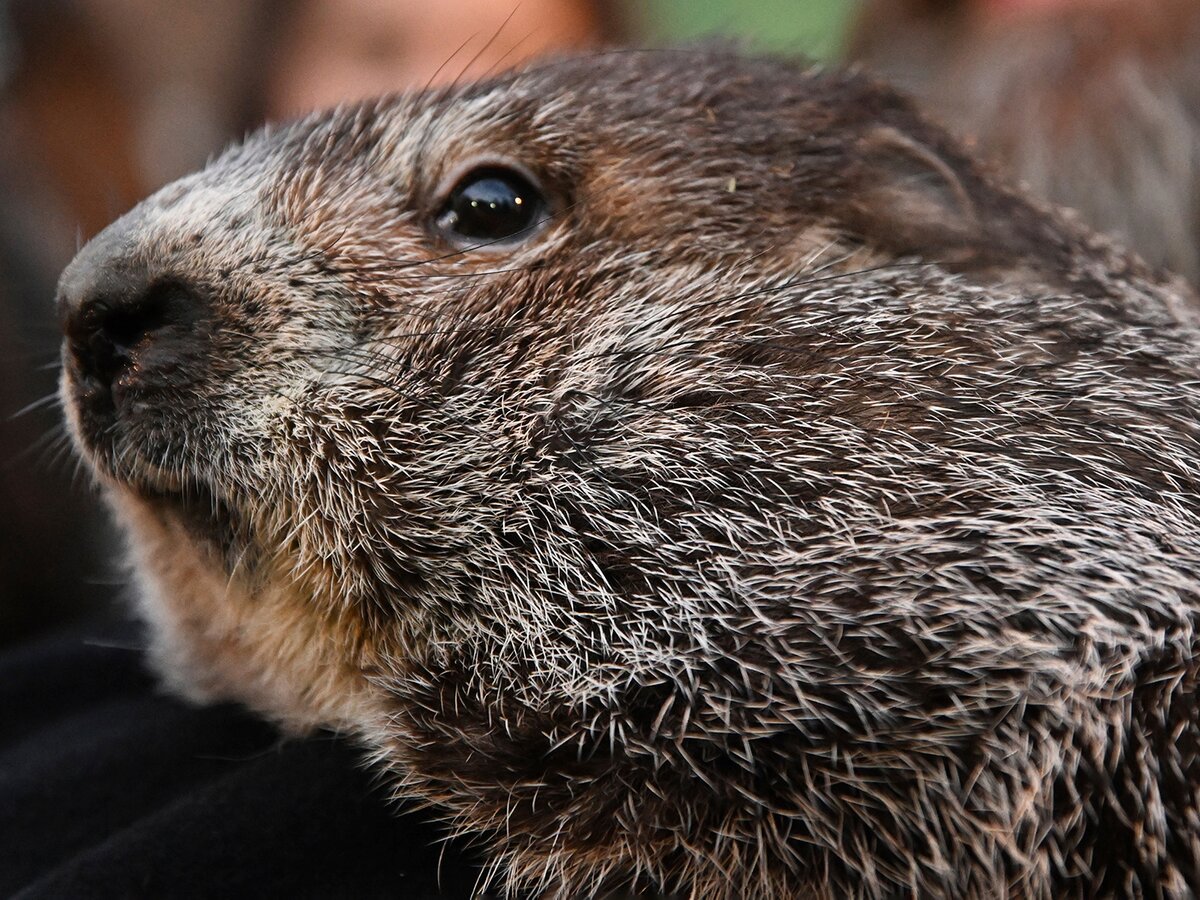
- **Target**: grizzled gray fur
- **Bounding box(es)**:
[59,49,1200,898]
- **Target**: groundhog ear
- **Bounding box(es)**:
[852,126,980,257]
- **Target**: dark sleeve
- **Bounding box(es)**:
[0,619,489,899]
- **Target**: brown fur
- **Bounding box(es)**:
[60,50,1200,897]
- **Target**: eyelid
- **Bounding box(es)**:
[430,156,548,216]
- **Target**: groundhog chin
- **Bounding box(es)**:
[60,350,387,737]
[108,486,381,736]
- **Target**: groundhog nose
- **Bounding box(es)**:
[59,260,209,409]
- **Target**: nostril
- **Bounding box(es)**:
[101,289,171,355]
[68,279,206,393]
[81,291,166,385]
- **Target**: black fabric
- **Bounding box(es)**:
[0,618,489,898]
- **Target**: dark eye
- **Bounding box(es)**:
[436,166,546,245]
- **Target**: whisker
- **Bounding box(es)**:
[452,4,522,87]
[8,390,63,420]
[422,33,482,95]
[479,27,538,82]
[5,420,71,470]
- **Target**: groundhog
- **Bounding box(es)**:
[58,49,1200,898]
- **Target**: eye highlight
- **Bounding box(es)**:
[436,166,547,246]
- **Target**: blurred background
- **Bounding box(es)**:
[3,0,1198,646]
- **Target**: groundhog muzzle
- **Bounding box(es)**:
[58,49,1200,898]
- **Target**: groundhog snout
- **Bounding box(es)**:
[58,231,212,423]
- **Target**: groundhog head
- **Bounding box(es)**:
[59,50,1200,898]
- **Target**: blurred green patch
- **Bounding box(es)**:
[631,0,853,60]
